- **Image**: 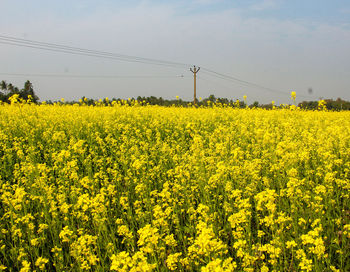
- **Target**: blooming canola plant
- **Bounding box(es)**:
[0,96,349,271]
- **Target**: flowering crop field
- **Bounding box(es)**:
[0,103,349,272]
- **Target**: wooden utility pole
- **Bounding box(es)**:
[190,65,200,106]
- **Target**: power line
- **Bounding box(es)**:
[201,68,315,99]
[201,68,285,94]
[0,40,185,68]
[0,34,315,99]
[0,35,191,68]
[200,70,287,94]
[0,35,189,67]
[200,71,266,91]
[198,75,249,94]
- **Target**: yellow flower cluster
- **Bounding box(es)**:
[0,100,349,271]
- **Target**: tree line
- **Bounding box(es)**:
[1,80,349,110]
[298,98,350,111]
[46,95,350,110]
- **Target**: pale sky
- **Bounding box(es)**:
[0,0,349,104]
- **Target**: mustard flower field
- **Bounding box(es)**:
[0,102,349,271]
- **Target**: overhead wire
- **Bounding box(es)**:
[197,75,250,96]
[0,34,315,99]
[201,68,287,95]
[0,35,191,68]
[0,40,185,69]
[201,68,315,99]
[0,35,189,67]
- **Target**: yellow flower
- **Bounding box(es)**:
[37,224,49,234]
[30,238,39,246]
[137,225,160,253]
[261,264,269,272]
[291,91,296,100]
[166,253,182,271]
[201,258,237,272]
[188,222,227,262]
[164,234,177,247]
[19,260,31,272]
[35,257,48,270]
[111,251,155,271]
[70,234,99,270]
[286,240,297,249]
[110,252,131,271]
[59,226,73,243]
[117,225,133,243]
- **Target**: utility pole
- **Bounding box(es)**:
[190,65,200,106]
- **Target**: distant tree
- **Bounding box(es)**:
[208,94,216,102]
[260,103,273,109]
[23,80,32,92]
[251,101,259,108]
[7,83,14,93]
[1,80,7,92]
[298,101,318,110]
[0,80,39,103]
[216,97,229,104]
[0,81,7,101]
[22,80,39,103]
